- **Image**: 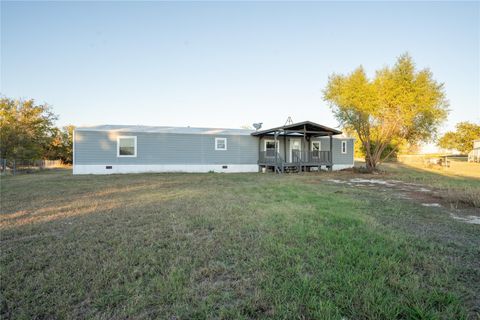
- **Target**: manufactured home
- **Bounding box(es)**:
[73,121,354,174]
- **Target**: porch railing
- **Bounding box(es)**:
[291,150,331,164]
[259,151,284,165]
[259,150,331,165]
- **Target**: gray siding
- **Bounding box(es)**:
[74,130,354,166]
[258,136,309,161]
[259,136,286,158]
[319,137,354,165]
[75,131,258,165]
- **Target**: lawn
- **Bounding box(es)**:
[1,165,479,319]
[385,159,480,186]
[381,160,480,208]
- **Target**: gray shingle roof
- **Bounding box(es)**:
[75,125,254,136]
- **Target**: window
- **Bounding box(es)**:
[312,141,320,157]
[265,140,279,157]
[215,138,227,150]
[341,140,347,154]
[117,136,137,157]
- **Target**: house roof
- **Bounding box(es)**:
[251,121,342,136]
[75,125,254,136]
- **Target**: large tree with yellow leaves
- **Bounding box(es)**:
[324,54,448,170]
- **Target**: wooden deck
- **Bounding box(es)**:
[258,151,332,173]
[252,121,340,174]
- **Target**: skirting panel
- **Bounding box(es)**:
[332,164,354,171]
[73,164,259,175]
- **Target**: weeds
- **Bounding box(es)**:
[1,168,478,319]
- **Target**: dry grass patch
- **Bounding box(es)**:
[1,169,478,319]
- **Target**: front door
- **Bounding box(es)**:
[289,139,302,162]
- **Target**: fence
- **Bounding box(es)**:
[397,154,477,170]
[397,154,457,168]
[0,159,65,175]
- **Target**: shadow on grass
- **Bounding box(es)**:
[381,162,480,185]
[1,170,478,319]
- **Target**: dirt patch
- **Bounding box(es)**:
[450,212,480,225]
[326,178,480,225]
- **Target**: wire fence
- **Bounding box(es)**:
[397,154,469,168]
[0,159,65,175]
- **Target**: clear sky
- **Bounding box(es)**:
[1,1,479,133]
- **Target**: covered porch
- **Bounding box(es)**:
[251,121,342,173]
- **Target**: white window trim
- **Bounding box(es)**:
[311,140,321,151]
[117,136,137,157]
[341,140,347,154]
[215,137,227,151]
[264,139,280,151]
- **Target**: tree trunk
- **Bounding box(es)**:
[365,155,377,171]
[362,139,377,172]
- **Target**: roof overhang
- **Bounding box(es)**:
[251,121,342,137]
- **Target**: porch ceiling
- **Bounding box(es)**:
[251,121,342,137]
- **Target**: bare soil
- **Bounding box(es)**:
[326,177,480,225]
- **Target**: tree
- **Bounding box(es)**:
[323,54,448,170]
[438,122,480,154]
[0,97,58,160]
[44,125,75,163]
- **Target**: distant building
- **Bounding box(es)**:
[468,140,480,162]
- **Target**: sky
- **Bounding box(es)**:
[1,1,479,135]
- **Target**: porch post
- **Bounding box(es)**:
[274,131,278,172]
[329,133,333,171]
[303,124,307,172]
[258,136,261,171]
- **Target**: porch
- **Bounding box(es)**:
[251,121,342,173]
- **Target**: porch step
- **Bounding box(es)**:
[283,166,299,173]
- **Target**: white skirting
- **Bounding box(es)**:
[73,164,259,175]
[332,164,354,171]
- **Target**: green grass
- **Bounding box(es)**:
[379,162,480,207]
[380,162,480,189]
[1,168,479,319]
